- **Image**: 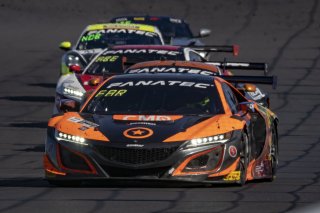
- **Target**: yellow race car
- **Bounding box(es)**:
[59,23,165,75]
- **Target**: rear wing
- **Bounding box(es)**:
[185,45,240,56]
[206,61,268,76]
[219,75,277,89]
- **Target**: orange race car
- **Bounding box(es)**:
[44,70,278,186]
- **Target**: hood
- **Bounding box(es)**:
[91,114,208,144]
[53,112,244,146]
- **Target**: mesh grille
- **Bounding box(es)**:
[96,146,178,165]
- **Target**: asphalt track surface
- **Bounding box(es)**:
[0,0,320,212]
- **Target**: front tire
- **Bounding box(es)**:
[237,132,249,186]
[268,125,279,181]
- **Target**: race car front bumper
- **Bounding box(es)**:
[44,129,244,184]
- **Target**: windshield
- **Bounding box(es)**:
[76,29,162,50]
[85,49,185,75]
[83,78,224,115]
[111,18,193,44]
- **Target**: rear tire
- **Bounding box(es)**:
[237,132,249,186]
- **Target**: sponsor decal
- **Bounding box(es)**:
[86,25,156,35]
[77,49,102,55]
[170,18,182,23]
[254,161,265,177]
[228,145,237,158]
[95,55,119,62]
[117,20,132,24]
[123,127,153,139]
[127,67,216,76]
[105,29,157,37]
[133,17,145,21]
[81,33,101,42]
[106,80,213,89]
[247,87,265,101]
[223,171,240,181]
[87,24,140,31]
[79,126,89,131]
[113,115,182,121]
[115,18,128,22]
[103,49,181,56]
[68,117,99,128]
[126,144,144,148]
[128,122,156,126]
[95,89,127,97]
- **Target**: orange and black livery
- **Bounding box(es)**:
[44,70,278,186]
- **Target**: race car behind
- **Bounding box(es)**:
[59,23,164,75]
[54,45,207,113]
[110,15,211,45]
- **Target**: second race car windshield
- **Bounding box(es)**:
[83,77,224,115]
[111,17,193,43]
[85,49,185,75]
[76,29,162,50]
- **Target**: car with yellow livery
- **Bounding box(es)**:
[59,23,164,75]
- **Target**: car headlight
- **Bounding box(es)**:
[63,87,84,98]
[182,132,232,149]
[55,130,87,145]
[66,55,80,67]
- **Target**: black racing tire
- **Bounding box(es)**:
[237,132,249,186]
[267,125,279,182]
[48,180,82,187]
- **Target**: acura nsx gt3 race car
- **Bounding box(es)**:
[59,23,165,75]
[54,45,208,113]
[110,16,211,45]
[44,72,279,186]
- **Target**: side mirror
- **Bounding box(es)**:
[59,41,72,51]
[196,28,211,38]
[243,84,257,92]
[59,99,78,112]
[238,102,255,113]
[69,64,82,73]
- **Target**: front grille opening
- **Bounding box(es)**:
[185,155,209,169]
[182,146,223,173]
[96,146,179,165]
[60,146,91,171]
